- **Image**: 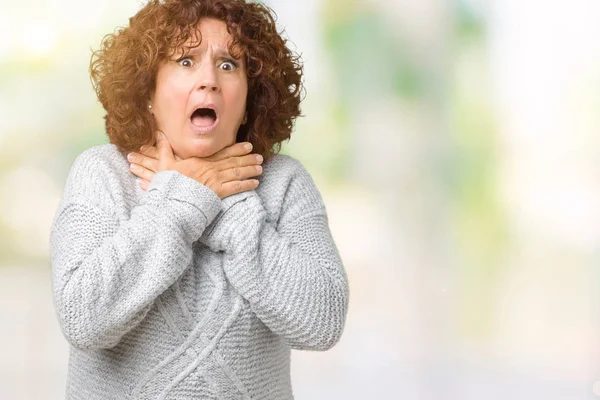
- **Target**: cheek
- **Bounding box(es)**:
[155,74,189,110]
[230,83,248,114]
[157,85,183,107]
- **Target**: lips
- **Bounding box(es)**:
[189,104,219,134]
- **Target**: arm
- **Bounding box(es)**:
[200,161,349,350]
[50,152,221,350]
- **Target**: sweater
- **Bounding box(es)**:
[49,143,349,399]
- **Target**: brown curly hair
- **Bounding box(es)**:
[90,0,303,161]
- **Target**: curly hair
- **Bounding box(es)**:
[90,0,303,161]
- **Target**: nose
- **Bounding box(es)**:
[195,61,220,93]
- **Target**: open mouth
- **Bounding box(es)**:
[191,107,217,128]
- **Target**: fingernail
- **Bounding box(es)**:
[129,163,138,170]
[256,155,263,163]
[244,143,252,150]
[127,153,135,161]
[255,165,263,172]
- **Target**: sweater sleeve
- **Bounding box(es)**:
[199,161,349,351]
[49,152,221,350]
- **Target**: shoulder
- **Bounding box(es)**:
[70,144,126,175]
[261,153,315,187]
[62,144,132,205]
[257,153,326,224]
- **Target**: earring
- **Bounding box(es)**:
[148,104,153,110]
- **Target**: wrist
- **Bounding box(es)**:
[200,189,261,251]
[145,170,222,239]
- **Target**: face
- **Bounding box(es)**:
[150,18,247,159]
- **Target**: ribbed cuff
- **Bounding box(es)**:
[200,190,262,251]
[220,190,255,212]
[146,170,222,239]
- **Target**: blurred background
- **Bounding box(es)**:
[1,0,600,398]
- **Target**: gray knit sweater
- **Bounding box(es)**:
[49,144,349,399]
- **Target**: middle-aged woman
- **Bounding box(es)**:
[49,0,349,399]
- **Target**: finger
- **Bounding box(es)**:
[140,145,159,159]
[128,152,158,172]
[206,142,253,162]
[219,179,259,199]
[144,144,182,162]
[138,178,150,191]
[129,163,156,182]
[220,153,263,171]
[155,131,174,162]
[219,164,263,183]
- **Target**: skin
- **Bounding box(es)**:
[127,133,263,199]
[150,17,248,159]
[127,18,262,198]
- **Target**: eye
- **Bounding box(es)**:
[218,60,238,71]
[177,57,194,68]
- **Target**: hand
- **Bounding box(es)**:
[127,131,263,199]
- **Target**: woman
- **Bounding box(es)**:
[50,0,349,398]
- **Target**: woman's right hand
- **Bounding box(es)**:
[142,131,263,199]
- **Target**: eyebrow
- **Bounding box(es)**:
[185,47,238,59]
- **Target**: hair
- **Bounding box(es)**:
[90,0,303,161]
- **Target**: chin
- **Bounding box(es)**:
[184,141,223,159]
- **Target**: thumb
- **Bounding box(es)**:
[156,131,174,162]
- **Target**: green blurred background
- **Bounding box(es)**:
[2,0,600,398]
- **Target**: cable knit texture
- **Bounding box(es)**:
[49,144,349,399]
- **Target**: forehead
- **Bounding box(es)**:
[187,18,233,48]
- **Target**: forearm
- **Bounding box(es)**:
[50,170,221,349]
[203,192,349,350]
